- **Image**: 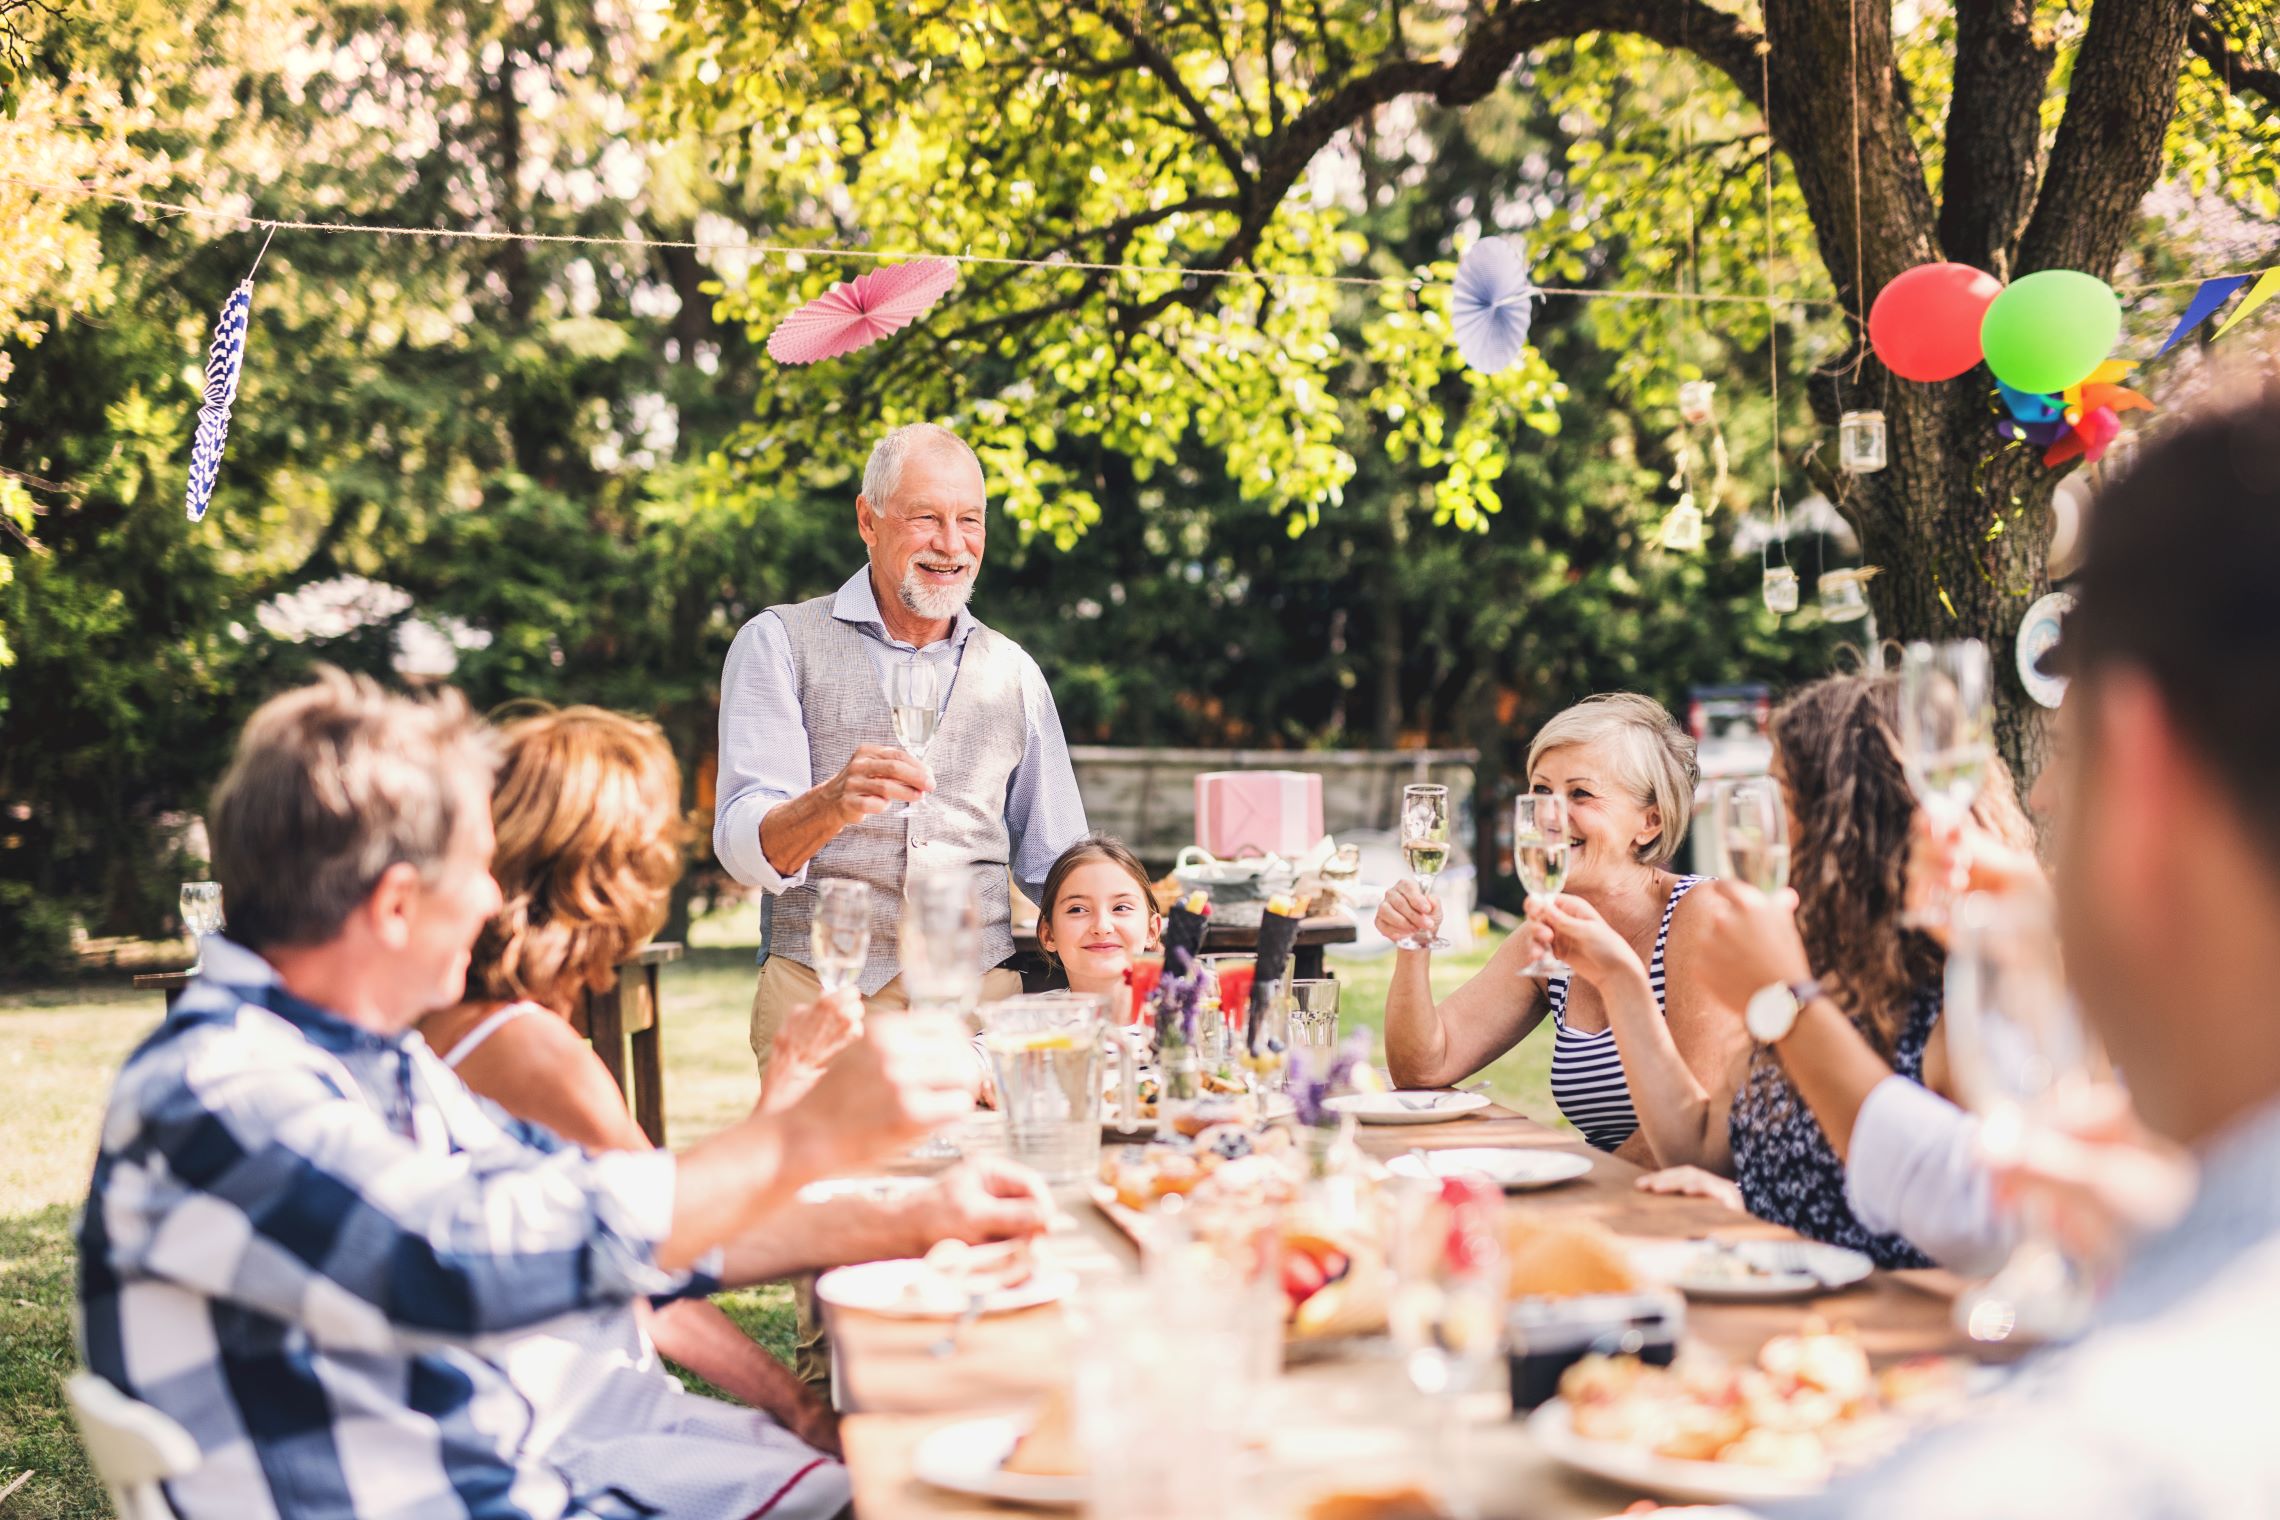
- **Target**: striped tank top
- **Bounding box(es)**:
[1547,874,1706,1152]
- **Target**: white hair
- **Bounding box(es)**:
[862,422,983,508]
[1525,693,1701,868]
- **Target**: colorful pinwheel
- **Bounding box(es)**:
[1450,236,1536,374]
[185,280,253,523]
[766,257,960,365]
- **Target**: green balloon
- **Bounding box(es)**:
[1979,271,2122,395]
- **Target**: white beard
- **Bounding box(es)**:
[900,566,976,620]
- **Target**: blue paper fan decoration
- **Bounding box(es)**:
[1450,236,1536,374]
[184,278,253,523]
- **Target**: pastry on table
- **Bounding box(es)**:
[1503,1218,1641,1299]
[1003,1387,1082,1478]
[1303,1485,1449,1520]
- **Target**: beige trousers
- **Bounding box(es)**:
[752,955,1024,1394]
[746,955,1025,1085]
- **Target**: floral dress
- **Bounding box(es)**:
[1728,981,1941,1269]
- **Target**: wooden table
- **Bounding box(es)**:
[1012,912,1359,983]
[138,941,685,1147]
[828,1105,1973,1519]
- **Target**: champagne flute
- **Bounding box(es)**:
[1513,793,1571,979]
[1898,639,1994,927]
[1389,1174,1507,1520]
[883,655,942,821]
[1397,784,1453,951]
[1714,777,1791,894]
[810,879,871,997]
[901,871,983,1157]
[179,881,223,973]
[1944,891,2095,1344]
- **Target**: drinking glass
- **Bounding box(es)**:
[1397,784,1453,951]
[1898,639,1994,926]
[1944,891,2095,1344]
[1513,793,1571,979]
[810,880,871,996]
[883,655,942,820]
[1195,953,1252,1065]
[900,871,983,1157]
[179,882,223,972]
[1073,1275,1250,1520]
[1286,978,1340,1049]
[1388,1174,1507,1520]
[978,992,1136,1184]
[1714,777,1791,894]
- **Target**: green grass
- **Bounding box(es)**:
[0,915,1546,1515]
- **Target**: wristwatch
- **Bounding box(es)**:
[1744,977,1823,1045]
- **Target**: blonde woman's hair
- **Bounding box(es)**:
[1524,693,1701,868]
[466,706,690,1009]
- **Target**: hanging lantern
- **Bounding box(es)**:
[1818,566,1878,623]
[1678,379,1716,425]
[1762,564,1799,615]
[1838,410,1888,474]
[1660,492,1705,552]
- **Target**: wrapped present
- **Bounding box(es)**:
[1195,770,1323,861]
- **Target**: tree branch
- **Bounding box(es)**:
[2190,8,2280,119]
[1071,0,1257,193]
[2017,0,2196,275]
[1938,0,2055,275]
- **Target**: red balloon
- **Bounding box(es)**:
[1868,262,2004,382]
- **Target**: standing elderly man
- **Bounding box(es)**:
[715,421,1089,1081]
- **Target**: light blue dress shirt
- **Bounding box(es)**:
[711,567,1087,925]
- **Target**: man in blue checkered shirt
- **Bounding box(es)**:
[78,672,982,1518]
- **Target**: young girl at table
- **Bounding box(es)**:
[1034,834,1163,1019]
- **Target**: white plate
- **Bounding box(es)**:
[910,1414,1084,1508]
[1384,1147,1593,1191]
[1627,1239,1875,1301]
[815,1258,1076,1319]
[1526,1399,1824,1505]
[1325,1090,1492,1125]
[795,1175,932,1205]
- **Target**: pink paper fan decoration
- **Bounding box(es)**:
[766,257,961,364]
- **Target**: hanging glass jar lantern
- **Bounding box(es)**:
[1818,566,1876,623]
[1762,564,1799,615]
[1677,379,1716,426]
[1838,410,1888,474]
[1660,491,1705,552]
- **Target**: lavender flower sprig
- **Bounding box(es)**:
[1288,1030,1374,1126]
[1150,946,1209,1050]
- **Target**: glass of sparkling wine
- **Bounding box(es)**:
[810,880,871,997]
[1513,793,1571,979]
[901,870,984,1157]
[1715,777,1791,894]
[1898,639,1994,927]
[179,882,223,972]
[1397,784,1453,951]
[883,655,941,820]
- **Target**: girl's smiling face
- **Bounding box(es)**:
[1039,859,1159,996]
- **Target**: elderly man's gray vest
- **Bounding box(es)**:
[760,595,1027,995]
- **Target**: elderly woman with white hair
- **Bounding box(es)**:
[1381,693,1738,1164]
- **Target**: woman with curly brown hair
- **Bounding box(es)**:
[1526,672,2036,1266]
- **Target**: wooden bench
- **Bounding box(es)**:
[137,941,686,1147]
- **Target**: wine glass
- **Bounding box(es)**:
[1512,793,1571,979]
[883,655,942,821]
[810,880,871,997]
[1397,784,1453,951]
[1943,890,2095,1344]
[1897,639,1994,926]
[901,871,983,1157]
[179,882,223,973]
[1389,1174,1507,1520]
[1715,777,1791,894]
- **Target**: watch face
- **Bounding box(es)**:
[1745,983,1797,1043]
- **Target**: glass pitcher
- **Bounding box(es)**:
[977,992,1140,1184]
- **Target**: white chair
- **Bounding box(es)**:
[64,1372,198,1520]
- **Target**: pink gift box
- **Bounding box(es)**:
[1194,771,1324,860]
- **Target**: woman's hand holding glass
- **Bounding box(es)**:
[760,988,866,1113]
[1375,878,1443,951]
[1520,893,1648,992]
[1684,881,1814,1013]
